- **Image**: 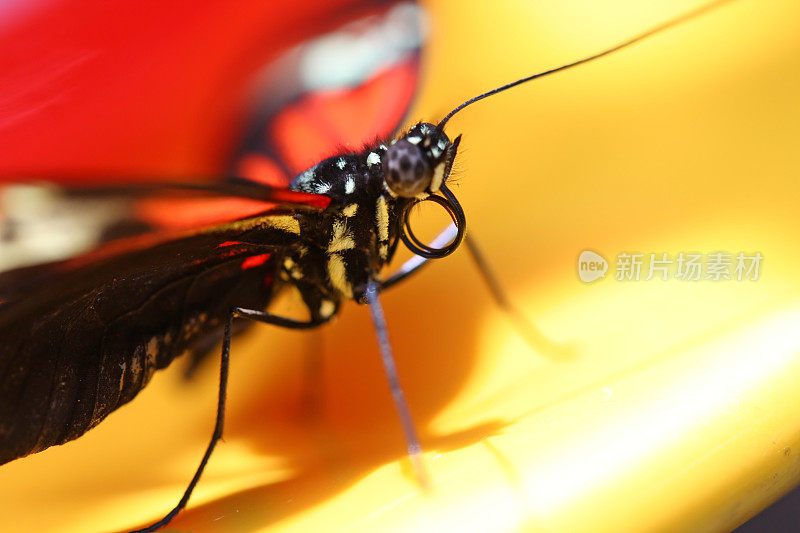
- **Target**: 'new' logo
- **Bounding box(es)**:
[577,250,608,283]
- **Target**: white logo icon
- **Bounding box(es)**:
[578,250,608,283]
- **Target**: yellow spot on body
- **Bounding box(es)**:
[328,237,355,253]
[379,243,389,260]
[327,254,352,297]
[376,196,389,242]
[283,256,303,278]
[430,162,445,192]
[264,215,300,234]
[342,204,358,217]
[328,219,355,252]
[319,300,336,318]
[332,219,346,238]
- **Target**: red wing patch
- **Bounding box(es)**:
[242,253,271,270]
[234,1,426,185]
[269,58,421,175]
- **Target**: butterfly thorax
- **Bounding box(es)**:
[286,122,460,311]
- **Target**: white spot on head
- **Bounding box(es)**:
[430,162,445,192]
[345,177,355,194]
[314,182,332,194]
[437,139,447,150]
[367,152,381,166]
[419,124,431,134]
[379,144,388,150]
[342,203,358,217]
[430,146,442,158]
[376,196,389,242]
[319,299,336,318]
[337,158,346,169]
[406,136,422,145]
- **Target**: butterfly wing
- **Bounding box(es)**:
[0,207,313,463]
[233,1,426,185]
[0,0,420,181]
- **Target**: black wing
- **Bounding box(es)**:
[0,208,309,464]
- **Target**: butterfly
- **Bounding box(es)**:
[1,0,794,531]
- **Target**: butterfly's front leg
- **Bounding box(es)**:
[132,306,329,533]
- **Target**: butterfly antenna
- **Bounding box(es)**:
[437,0,738,130]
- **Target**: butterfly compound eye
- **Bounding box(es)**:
[383,139,432,197]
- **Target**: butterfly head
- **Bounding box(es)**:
[383,123,461,198]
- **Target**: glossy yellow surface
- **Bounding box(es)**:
[1,1,799,532]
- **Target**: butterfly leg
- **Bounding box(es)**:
[364,281,429,487]
[383,224,571,358]
[383,223,517,314]
[462,235,574,358]
[381,223,459,289]
[133,307,324,533]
